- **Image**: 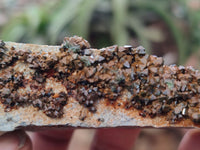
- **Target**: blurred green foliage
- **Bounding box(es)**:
[0,0,200,64]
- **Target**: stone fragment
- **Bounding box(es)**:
[0,36,199,132]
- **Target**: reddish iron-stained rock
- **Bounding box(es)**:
[0,36,199,131]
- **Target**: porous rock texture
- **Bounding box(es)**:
[0,36,199,131]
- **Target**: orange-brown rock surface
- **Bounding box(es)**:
[0,36,199,131]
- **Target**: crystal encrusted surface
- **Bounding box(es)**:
[0,36,200,125]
